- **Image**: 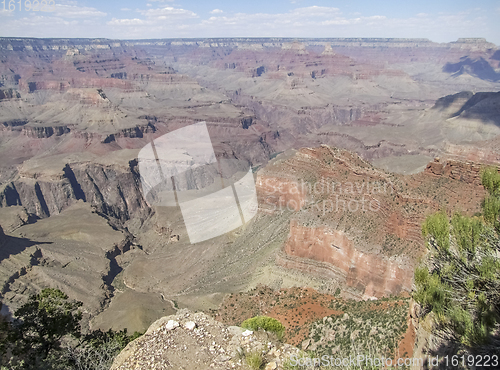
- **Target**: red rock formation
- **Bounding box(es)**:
[424,157,486,185]
[282,220,413,299]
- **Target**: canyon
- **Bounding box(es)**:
[0,37,499,344]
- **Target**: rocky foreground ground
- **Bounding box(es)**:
[111,309,302,370]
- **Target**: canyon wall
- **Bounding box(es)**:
[0,161,151,223]
[280,220,413,299]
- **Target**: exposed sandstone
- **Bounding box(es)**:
[22,126,71,138]
[282,221,413,299]
[18,78,134,93]
[444,142,500,164]
[0,35,498,341]
[1,37,495,53]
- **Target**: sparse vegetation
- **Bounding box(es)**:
[310,297,409,361]
[215,285,411,359]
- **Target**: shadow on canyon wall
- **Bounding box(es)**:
[443,57,500,82]
[433,90,500,126]
[0,225,51,264]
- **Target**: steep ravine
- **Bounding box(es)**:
[0,204,146,329]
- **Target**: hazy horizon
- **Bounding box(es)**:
[0,0,499,46]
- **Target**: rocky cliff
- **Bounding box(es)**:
[111,309,301,370]
[1,36,499,174]
[433,90,500,123]
[257,146,489,298]
[0,201,145,327]
[0,160,151,224]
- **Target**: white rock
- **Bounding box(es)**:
[165,320,180,330]
[185,321,197,330]
[302,339,311,350]
[241,330,253,337]
[265,362,277,370]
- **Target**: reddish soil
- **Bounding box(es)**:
[211,286,414,350]
[397,314,416,359]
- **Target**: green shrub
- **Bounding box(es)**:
[1,288,83,367]
[0,288,143,370]
[481,167,500,196]
[241,316,285,340]
[245,351,263,369]
[415,169,500,348]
